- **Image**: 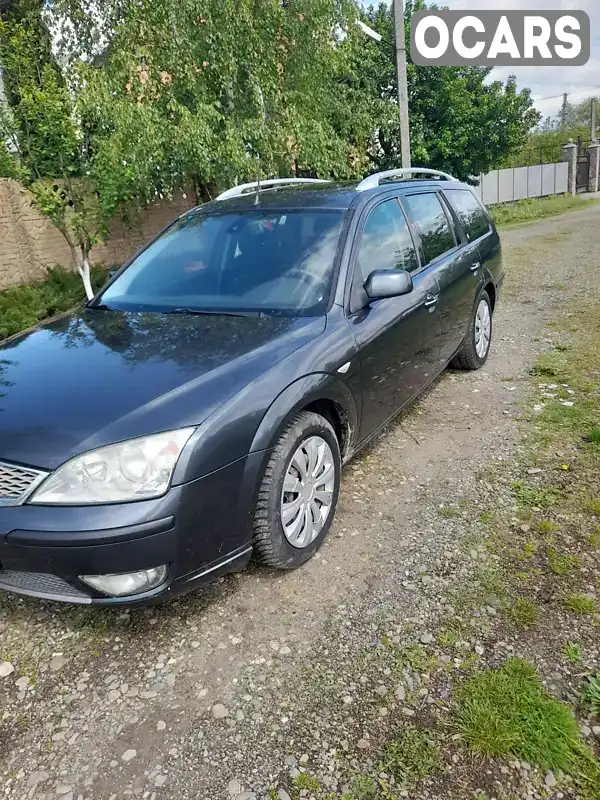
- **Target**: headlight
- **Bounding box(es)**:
[29,428,195,505]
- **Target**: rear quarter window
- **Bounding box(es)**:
[444,189,491,243]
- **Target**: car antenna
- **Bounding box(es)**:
[254,156,261,205]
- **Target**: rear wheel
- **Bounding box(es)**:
[253,411,341,569]
[451,289,493,370]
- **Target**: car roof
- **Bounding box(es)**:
[185,179,469,216]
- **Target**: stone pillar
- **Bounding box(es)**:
[562,139,578,195]
[588,139,600,194]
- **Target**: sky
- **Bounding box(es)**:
[440,0,600,120]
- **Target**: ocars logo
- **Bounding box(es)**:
[410,10,590,67]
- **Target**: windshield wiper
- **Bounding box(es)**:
[86,303,113,311]
[167,308,258,318]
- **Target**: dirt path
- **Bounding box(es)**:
[1,203,599,800]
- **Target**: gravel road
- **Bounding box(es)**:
[1,204,599,800]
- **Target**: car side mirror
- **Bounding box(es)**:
[364,269,413,301]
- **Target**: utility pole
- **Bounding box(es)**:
[393,0,411,168]
[591,97,597,141]
[560,93,568,129]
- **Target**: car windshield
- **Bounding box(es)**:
[98,208,344,316]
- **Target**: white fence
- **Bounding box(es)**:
[473,161,569,205]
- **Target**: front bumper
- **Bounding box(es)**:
[0,452,264,605]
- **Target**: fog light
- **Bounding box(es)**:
[79,566,168,597]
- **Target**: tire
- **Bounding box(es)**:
[253,411,341,569]
[451,289,493,370]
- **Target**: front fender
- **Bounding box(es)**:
[249,372,359,456]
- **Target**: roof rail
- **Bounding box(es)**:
[356,168,456,192]
[216,178,330,201]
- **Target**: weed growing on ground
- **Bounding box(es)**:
[547,547,580,576]
[511,481,556,508]
[583,675,600,717]
[563,643,582,664]
[378,728,439,788]
[564,594,596,615]
[585,427,600,444]
[508,598,538,628]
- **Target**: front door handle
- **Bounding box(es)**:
[470,261,481,273]
[424,293,439,308]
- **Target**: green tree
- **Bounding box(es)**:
[54,0,376,202]
[0,0,107,298]
[352,1,540,181]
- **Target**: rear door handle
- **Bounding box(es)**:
[470,261,481,273]
[424,293,439,308]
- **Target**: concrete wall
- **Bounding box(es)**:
[0,179,197,290]
[473,161,569,205]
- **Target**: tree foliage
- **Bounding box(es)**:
[0,0,105,297]
[54,0,375,202]
[0,0,542,301]
[353,1,540,181]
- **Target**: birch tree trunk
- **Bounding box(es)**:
[77,252,94,301]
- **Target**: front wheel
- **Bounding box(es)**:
[451,289,493,370]
[253,411,341,569]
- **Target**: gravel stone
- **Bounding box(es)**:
[49,655,67,671]
[122,749,137,763]
[27,770,50,787]
[212,703,229,719]
[0,661,15,678]
[544,771,557,788]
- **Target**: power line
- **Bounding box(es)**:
[535,85,600,103]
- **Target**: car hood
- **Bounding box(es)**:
[0,309,325,470]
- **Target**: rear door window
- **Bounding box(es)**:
[444,189,491,242]
[402,193,456,265]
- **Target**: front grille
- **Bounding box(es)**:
[0,461,47,506]
[0,570,91,603]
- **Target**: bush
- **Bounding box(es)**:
[0,265,108,341]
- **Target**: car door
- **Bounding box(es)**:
[400,190,478,366]
[442,188,497,359]
[346,196,443,441]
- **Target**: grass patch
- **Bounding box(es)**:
[0,265,108,341]
[349,774,379,799]
[456,659,590,771]
[564,594,596,615]
[585,427,600,444]
[490,195,598,228]
[508,597,538,628]
[547,547,580,576]
[537,519,561,535]
[292,772,320,793]
[511,481,557,508]
[583,675,600,717]
[584,499,600,517]
[378,728,439,788]
[563,643,581,664]
[395,643,432,673]
[438,505,460,518]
